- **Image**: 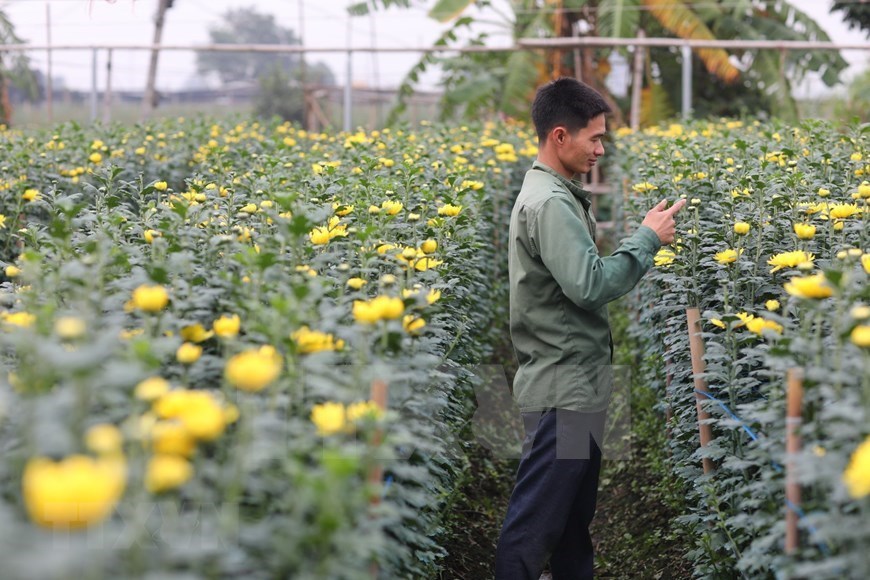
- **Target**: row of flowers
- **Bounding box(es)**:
[615,118,869,578]
[0,118,531,578]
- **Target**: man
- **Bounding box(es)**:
[495,77,685,579]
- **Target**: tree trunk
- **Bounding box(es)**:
[142,0,170,120]
[0,56,10,127]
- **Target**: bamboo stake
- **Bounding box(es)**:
[367,379,388,504]
[686,307,714,474]
[368,379,388,579]
[785,368,803,554]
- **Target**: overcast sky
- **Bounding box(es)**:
[2,0,868,94]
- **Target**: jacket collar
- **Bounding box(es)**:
[531,160,592,210]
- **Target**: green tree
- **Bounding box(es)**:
[0,10,37,126]
[831,0,870,36]
[254,62,334,124]
[197,6,334,123]
[197,6,332,86]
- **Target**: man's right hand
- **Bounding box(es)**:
[641,198,687,245]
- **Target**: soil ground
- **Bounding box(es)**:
[436,302,692,579]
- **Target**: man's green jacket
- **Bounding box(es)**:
[508,161,661,413]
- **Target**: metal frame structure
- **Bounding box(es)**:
[0,37,866,128]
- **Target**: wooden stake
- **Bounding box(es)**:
[368,379,388,579]
[785,367,803,554]
[367,379,388,504]
[686,308,714,474]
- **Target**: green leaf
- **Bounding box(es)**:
[428,0,473,23]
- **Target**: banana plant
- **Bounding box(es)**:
[350,0,848,126]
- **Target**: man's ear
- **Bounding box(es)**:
[551,127,567,146]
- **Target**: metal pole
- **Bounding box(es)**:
[681,44,692,120]
[572,22,582,81]
[344,10,353,133]
[103,48,113,124]
[344,50,352,132]
[298,0,309,130]
[630,29,645,131]
[90,48,98,123]
[45,2,53,124]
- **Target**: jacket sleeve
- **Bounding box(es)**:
[532,196,661,311]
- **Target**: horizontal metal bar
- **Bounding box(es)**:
[0,43,517,53]
[0,38,865,53]
[518,37,870,51]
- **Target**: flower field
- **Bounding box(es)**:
[1,110,868,578]
[0,118,534,578]
[615,120,869,578]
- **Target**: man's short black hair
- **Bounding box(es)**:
[531,77,611,143]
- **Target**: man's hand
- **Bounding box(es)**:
[641,198,687,245]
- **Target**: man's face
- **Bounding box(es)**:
[558,113,607,176]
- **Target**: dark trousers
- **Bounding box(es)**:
[495,408,605,580]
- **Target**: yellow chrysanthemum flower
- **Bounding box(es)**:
[438,204,462,217]
[332,202,354,216]
[150,421,196,457]
[22,189,41,202]
[403,314,426,334]
[134,377,171,402]
[2,311,36,328]
[291,326,345,354]
[85,424,123,455]
[381,200,403,215]
[224,346,283,392]
[420,239,438,254]
[212,314,241,338]
[55,316,86,339]
[745,317,783,336]
[145,454,193,493]
[309,227,332,245]
[353,295,405,324]
[852,325,870,348]
[784,273,833,299]
[768,251,814,273]
[843,436,870,498]
[311,402,347,436]
[714,249,741,264]
[413,257,444,272]
[131,284,169,312]
[346,277,368,290]
[176,343,202,364]
[23,455,126,529]
[632,182,658,193]
[733,222,750,235]
[654,248,676,267]
[180,323,213,343]
[829,204,860,219]
[346,400,384,422]
[155,389,227,442]
[793,223,816,240]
